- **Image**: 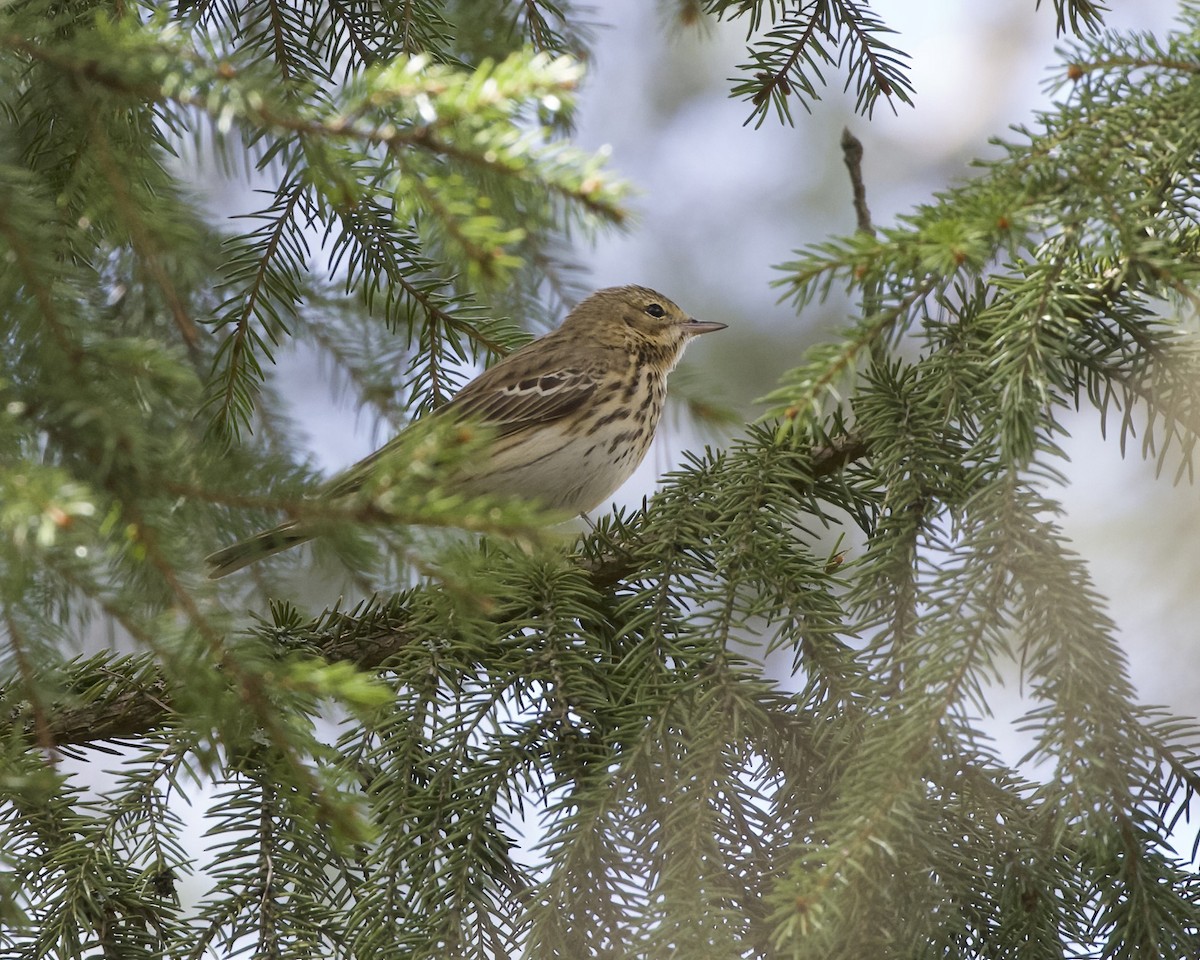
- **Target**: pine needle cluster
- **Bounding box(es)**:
[2,2,1199,958]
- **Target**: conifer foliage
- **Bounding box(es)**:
[2,1,1200,958]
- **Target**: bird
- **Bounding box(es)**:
[205,284,726,578]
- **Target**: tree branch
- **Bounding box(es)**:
[840,127,874,237]
[5,432,867,748]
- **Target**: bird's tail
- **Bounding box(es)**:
[205,521,312,579]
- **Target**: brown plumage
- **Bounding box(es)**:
[206,285,725,578]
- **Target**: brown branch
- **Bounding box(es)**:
[1067,55,1200,79]
[47,669,175,746]
[840,126,886,367]
[840,127,875,237]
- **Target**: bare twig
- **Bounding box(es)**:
[841,127,875,237]
[842,127,885,368]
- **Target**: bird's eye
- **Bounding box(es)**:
[644,303,666,318]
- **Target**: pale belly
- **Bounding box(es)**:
[458,419,655,514]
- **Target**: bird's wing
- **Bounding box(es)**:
[321,351,602,499]
[446,364,598,435]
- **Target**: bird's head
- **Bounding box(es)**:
[564,285,726,365]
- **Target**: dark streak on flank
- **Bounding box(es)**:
[586,406,633,435]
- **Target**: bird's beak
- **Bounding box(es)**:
[683,318,728,336]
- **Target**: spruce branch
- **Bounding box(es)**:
[205,179,311,440]
[3,431,867,749]
[6,4,1200,956]
[86,116,202,353]
[0,185,83,364]
[4,21,629,439]
[710,0,915,125]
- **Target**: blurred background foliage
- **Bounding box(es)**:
[2,1,1200,958]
